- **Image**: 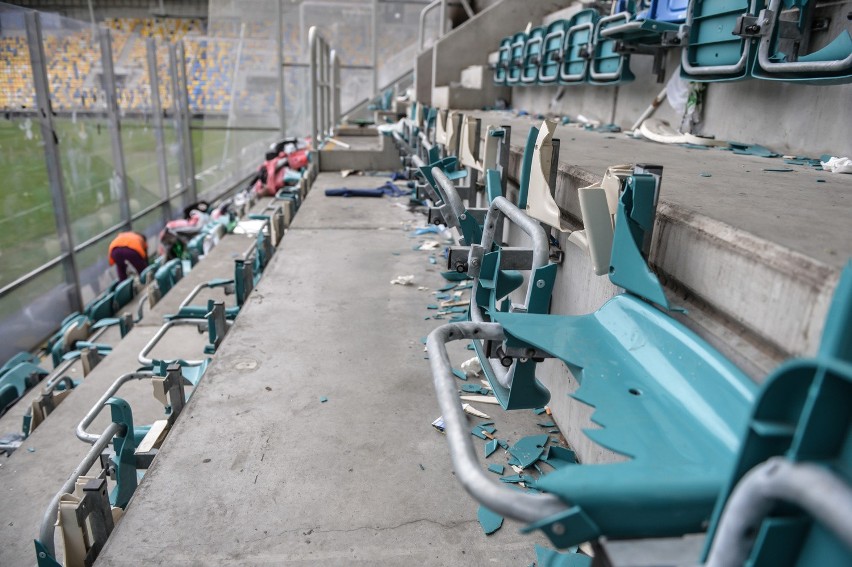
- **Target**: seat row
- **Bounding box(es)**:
[392,106,852,565]
[494,0,851,86]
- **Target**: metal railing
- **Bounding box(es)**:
[309,26,341,148]
[418,0,475,52]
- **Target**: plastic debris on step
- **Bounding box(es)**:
[478,505,504,535]
[460,356,482,377]
[535,543,591,567]
[461,384,491,395]
[500,474,526,484]
[488,464,504,475]
[821,156,852,174]
[485,439,499,458]
[508,435,549,469]
[438,283,458,292]
[319,396,328,403]
[452,368,468,381]
[471,423,497,440]
[431,416,445,433]
[727,142,779,158]
[461,395,500,405]
[497,439,509,450]
[763,168,794,173]
[390,275,415,285]
[418,240,442,251]
[440,271,471,282]
[699,172,712,177]
[541,446,578,470]
[533,407,547,415]
[538,421,556,428]
[462,403,490,419]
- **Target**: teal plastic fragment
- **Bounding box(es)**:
[534,407,547,415]
[488,463,505,475]
[728,142,779,158]
[440,271,470,282]
[452,368,468,381]
[486,169,502,204]
[497,439,509,450]
[516,126,540,210]
[485,439,499,458]
[427,304,439,309]
[538,421,556,428]
[508,435,549,469]
[319,396,328,403]
[107,397,137,509]
[34,539,62,567]
[608,174,670,309]
[438,284,458,292]
[762,168,794,172]
[500,474,526,484]
[478,505,504,535]
[542,446,579,470]
[461,384,490,395]
[535,544,591,567]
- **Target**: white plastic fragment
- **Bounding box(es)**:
[461,395,500,405]
[462,403,490,419]
[821,156,852,174]
[419,240,442,250]
[390,275,415,285]
[460,356,482,377]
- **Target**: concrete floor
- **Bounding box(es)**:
[95,174,553,565]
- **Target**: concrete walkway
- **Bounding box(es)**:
[97,173,552,565]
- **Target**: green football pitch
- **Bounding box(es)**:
[0,116,234,290]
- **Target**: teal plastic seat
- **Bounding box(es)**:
[589,13,636,84]
[560,10,600,84]
[538,20,570,84]
[113,278,135,310]
[681,0,755,81]
[702,261,852,566]
[751,0,852,84]
[0,361,47,414]
[521,26,546,85]
[494,36,512,84]
[506,32,527,86]
[154,258,183,296]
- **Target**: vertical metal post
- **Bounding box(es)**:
[439,0,447,36]
[277,0,286,137]
[371,0,378,94]
[99,27,131,230]
[319,41,327,141]
[309,26,318,147]
[168,43,188,212]
[330,50,340,131]
[222,23,246,166]
[176,41,197,203]
[146,38,171,226]
[25,12,83,312]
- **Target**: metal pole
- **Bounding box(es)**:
[309,27,318,147]
[98,27,131,231]
[167,43,188,212]
[25,12,83,313]
[439,0,447,36]
[176,40,197,203]
[371,0,378,94]
[87,0,97,42]
[146,38,171,225]
[330,50,340,131]
[277,1,286,137]
[222,23,246,166]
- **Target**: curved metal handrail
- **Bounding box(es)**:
[76,371,154,444]
[426,322,570,522]
[468,196,551,389]
[38,421,123,560]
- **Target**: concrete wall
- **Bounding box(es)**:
[511,46,852,158]
[431,0,575,89]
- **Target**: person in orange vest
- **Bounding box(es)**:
[108,231,149,281]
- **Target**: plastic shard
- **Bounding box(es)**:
[508,434,549,468]
[487,464,505,475]
[478,505,504,535]
[485,439,499,458]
